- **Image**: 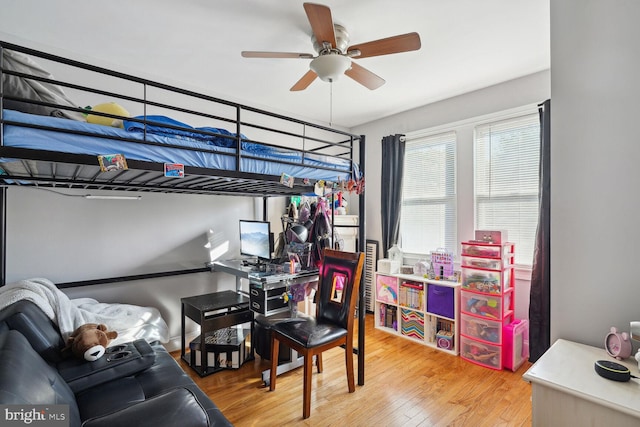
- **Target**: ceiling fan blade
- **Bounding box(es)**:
[348,32,421,59]
[345,62,385,90]
[242,51,314,59]
[303,2,337,48]
[290,70,318,91]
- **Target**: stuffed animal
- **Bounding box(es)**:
[65,323,118,362]
[86,102,130,128]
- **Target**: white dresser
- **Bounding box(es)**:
[332,214,358,252]
[523,339,640,427]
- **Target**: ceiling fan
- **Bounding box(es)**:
[241,2,421,91]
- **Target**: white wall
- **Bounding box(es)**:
[550,0,640,347]
[6,186,286,350]
[352,71,550,320]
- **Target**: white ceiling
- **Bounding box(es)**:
[1,0,550,129]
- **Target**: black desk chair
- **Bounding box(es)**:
[268,248,365,419]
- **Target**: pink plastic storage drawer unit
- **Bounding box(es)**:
[462,267,512,294]
[427,284,455,319]
[376,274,398,304]
[461,291,511,320]
[503,319,530,371]
[461,313,503,344]
[460,335,502,370]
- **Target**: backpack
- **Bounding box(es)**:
[309,199,332,268]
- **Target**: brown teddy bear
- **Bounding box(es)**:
[64,323,118,362]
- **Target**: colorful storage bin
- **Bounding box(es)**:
[400,308,425,341]
[376,274,398,304]
[427,284,455,319]
[436,330,455,350]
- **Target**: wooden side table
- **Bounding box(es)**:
[181,290,254,377]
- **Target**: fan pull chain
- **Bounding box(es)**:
[329,82,333,127]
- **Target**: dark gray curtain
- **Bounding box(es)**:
[380,134,405,258]
[529,99,551,362]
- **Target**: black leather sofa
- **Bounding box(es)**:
[0,300,232,427]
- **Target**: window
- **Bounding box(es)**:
[400,131,457,255]
[474,113,540,266]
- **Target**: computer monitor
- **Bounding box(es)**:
[239,219,272,262]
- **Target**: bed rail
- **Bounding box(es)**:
[0,40,364,197]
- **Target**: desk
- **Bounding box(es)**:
[180,290,253,377]
[212,259,318,286]
[212,259,319,315]
[523,339,640,426]
[211,260,319,384]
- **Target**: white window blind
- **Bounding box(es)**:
[474,113,540,266]
[400,131,457,255]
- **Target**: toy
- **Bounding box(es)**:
[463,273,500,293]
[467,297,500,319]
[86,102,130,128]
[64,323,118,362]
[464,341,500,364]
[605,326,632,360]
[465,319,500,343]
[436,330,454,349]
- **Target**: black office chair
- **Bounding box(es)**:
[268,248,365,419]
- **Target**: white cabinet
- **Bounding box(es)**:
[524,339,640,427]
[374,272,460,355]
[332,215,358,252]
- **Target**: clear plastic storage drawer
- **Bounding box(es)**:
[461,255,505,270]
[461,267,511,294]
[460,336,502,370]
[461,313,503,344]
[461,242,513,259]
[461,290,511,320]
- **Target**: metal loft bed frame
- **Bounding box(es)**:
[0,40,366,385]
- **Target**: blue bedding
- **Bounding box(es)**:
[1,110,355,181]
[123,115,240,148]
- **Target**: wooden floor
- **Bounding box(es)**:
[173,314,532,426]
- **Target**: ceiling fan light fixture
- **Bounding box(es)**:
[310,54,351,82]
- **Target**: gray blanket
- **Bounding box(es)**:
[2,49,85,121]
